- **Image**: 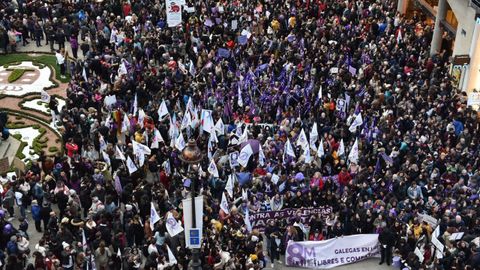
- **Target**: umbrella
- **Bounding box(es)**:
[240,139,260,154]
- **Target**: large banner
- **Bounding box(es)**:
[249,207,333,232]
[166,0,182,27]
[285,234,380,269]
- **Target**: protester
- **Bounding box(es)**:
[0,0,479,269]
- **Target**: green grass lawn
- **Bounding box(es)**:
[0,54,70,83]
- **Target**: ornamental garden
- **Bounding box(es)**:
[0,53,66,171]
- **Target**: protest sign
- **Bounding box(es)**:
[166,0,182,27]
[285,234,380,269]
[467,92,480,107]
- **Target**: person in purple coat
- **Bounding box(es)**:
[69,35,78,59]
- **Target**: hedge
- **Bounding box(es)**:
[7,68,35,83]
[0,54,70,83]
[16,141,27,160]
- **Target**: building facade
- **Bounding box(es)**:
[397,0,480,108]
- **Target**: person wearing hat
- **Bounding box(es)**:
[61,241,75,270]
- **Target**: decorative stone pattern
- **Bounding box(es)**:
[22,98,66,114]
[0,61,54,96]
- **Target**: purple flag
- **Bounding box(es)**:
[374,157,381,175]
[255,63,268,75]
[223,101,233,118]
[380,152,393,165]
[238,35,248,45]
[114,175,123,194]
[348,65,357,76]
[205,19,214,27]
[217,48,231,58]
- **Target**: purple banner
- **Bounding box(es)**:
[249,207,333,232]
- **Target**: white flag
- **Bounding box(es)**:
[258,144,266,166]
[225,174,234,197]
[242,188,248,201]
[82,230,87,252]
[220,192,230,214]
[132,140,152,156]
[244,208,252,232]
[40,90,50,103]
[310,122,318,144]
[151,129,164,149]
[238,144,253,167]
[169,114,179,141]
[126,156,138,174]
[158,100,169,119]
[337,139,345,156]
[166,211,184,237]
[189,60,196,76]
[138,108,146,128]
[238,125,248,144]
[175,132,186,151]
[163,160,171,175]
[237,84,243,107]
[348,113,363,133]
[150,202,161,228]
[303,145,312,164]
[215,118,225,135]
[296,129,308,148]
[209,128,218,144]
[167,245,178,265]
[208,159,219,178]
[201,109,214,133]
[115,145,126,161]
[121,113,130,133]
[190,106,199,128]
[133,94,138,116]
[348,138,359,164]
[99,135,107,152]
[318,139,325,157]
[318,85,322,101]
[82,67,88,82]
[285,139,296,158]
[181,110,192,130]
[186,97,194,114]
[101,151,111,166]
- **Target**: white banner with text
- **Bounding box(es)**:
[285,234,380,269]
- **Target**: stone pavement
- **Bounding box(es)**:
[14,38,85,60]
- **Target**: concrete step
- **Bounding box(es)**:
[0,136,21,165]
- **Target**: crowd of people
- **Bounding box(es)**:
[0,0,479,269]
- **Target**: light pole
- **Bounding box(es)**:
[179,139,203,270]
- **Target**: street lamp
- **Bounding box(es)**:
[179,139,203,270]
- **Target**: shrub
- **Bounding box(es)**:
[12,134,22,140]
[48,146,58,153]
[16,142,27,160]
